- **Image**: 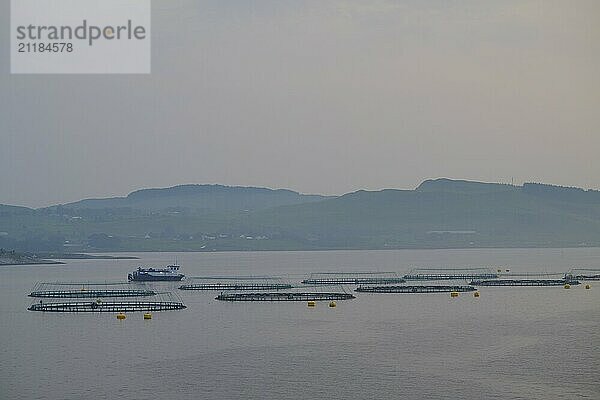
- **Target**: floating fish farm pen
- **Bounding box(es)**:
[301,271,405,285]
[28,291,186,312]
[215,284,355,302]
[403,267,499,281]
[356,285,477,293]
[179,276,292,291]
[28,282,156,298]
[566,269,600,281]
[469,279,580,286]
[496,272,564,277]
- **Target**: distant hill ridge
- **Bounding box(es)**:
[54,184,330,213]
[1,178,599,251]
[416,178,517,193]
[2,179,599,211]
[417,178,600,203]
[127,184,307,199]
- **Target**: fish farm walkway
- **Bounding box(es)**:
[215,292,355,301]
[28,300,186,312]
[302,278,406,285]
[566,269,600,281]
[302,271,405,285]
[404,273,498,280]
[179,283,293,291]
[572,275,600,281]
[469,279,580,286]
[356,285,477,293]
[29,289,157,298]
[403,267,499,281]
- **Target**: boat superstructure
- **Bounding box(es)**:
[128,265,185,282]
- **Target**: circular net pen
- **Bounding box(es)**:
[403,267,499,281]
[28,282,157,298]
[356,285,477,294]
[28,291,186,312]
[468,270,579,286]
[469,279,579,287]
[566,268,600,281]
[301,271,405,285]
[179,276,293,291]
[215,284,355,302]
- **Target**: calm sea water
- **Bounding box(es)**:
[1,248,599,400]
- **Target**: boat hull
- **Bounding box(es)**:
[128,274,185,282]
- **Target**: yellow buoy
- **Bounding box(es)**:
[564,284,571,289]
[307,301,316,307]
[329,301,336,308]
[585,284,591,289]
[143,313,152,320]
[450,291,459,298]
[116,313,126,320]
[473,291,480,298]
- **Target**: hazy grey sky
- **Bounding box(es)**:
[1,0,599,208]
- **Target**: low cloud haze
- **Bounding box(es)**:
[1,0,599,208]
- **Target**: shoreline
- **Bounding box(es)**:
[83,244,600,254]
[0,261,65,266]
[0,252,139,266]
